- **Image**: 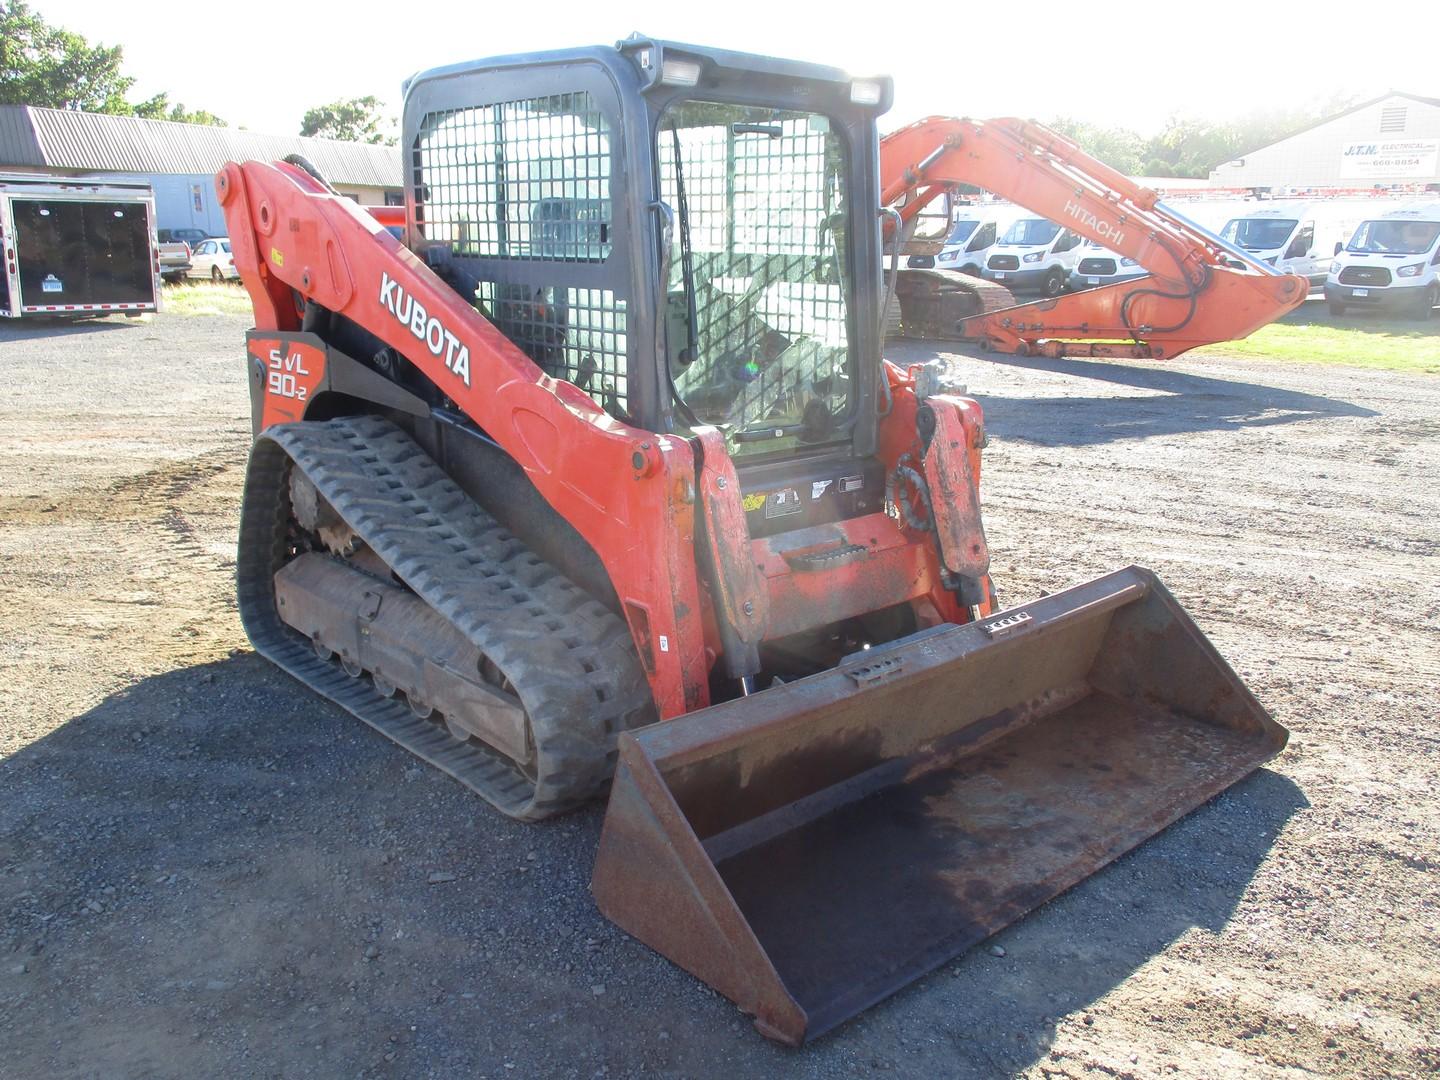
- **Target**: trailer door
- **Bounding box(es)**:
[12,199,153,310]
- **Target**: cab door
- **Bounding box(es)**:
[961,220,996,275]
[1050,227,1084,273]
[1283,221,1317,282]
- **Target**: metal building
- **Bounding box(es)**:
[1209,92,1440,190]
[0,106,402,236]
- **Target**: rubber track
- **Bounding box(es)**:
[237,415,656,820]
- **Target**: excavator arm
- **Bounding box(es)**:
[881,116,1308,358]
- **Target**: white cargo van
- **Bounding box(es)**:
[1218,202,1364,287]
[932,209,1000,276]
[980,217,1084,296]
[1325,202,1440,318]
[906,208,1002,273]
[1067,240,1148,291]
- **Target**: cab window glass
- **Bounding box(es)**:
[1285,224,1314,259]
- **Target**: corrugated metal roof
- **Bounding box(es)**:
[0,106,401,187]
[0,107,47,167]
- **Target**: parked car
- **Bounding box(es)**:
[189,238,238,282]
[157,228,212,246]
[157,228,216,281]
[980,216,1085,296]
[1325,202,1440,318]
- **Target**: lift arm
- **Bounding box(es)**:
[880,116,1307,359]
[216,159,720,718]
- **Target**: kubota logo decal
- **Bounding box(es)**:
[379,272,471,386]
[1063,200,1125,247]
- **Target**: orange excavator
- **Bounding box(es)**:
[219,36,1287,1045]
[881,117,1307,357]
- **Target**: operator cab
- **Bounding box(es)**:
[403,36,895,538]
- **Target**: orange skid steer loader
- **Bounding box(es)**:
[221,37,1288,1044]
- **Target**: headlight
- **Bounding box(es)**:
[1397,262,1424,278]
[659,59,702,87]
[1120,257,1137,267]
[1022,251,1044,264]
[849,79,884,106]
[939,251,956,261]
[1330,261,1341,275]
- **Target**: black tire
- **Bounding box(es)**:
[1042,268,1066,297]
[1417,283,1439,320]
[960,264,980,277]
[1328,301,1346,318]
[210,266,224,284]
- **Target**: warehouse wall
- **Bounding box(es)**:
[1211,96,1440,188]
[148,175,396,232]
[148,173,228,235]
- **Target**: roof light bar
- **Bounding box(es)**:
[660,59,702,88]
[850,80,884,106]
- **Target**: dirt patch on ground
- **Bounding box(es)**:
[1,314,1436,1078]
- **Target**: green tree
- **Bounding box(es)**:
[1047,93,1365,179]
[300,96,395,145]
[0,0,130,111]
[1047,118,1148,176]
[133,92,225,127]
[1148,118,1245,178]
[0,1,223,123]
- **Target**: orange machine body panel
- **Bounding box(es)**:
[218,160,981,718]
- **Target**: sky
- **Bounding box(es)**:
[34,0,1438,138]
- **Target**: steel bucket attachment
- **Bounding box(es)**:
[592,567,1286,1044]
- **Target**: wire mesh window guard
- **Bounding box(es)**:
[414,93,628,417]
[414,93,612,262]
[475,281,628,418]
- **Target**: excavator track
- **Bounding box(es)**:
[237,415,655,820]
[894,268,1016,340]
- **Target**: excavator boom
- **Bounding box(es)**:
[881,117,1308,358]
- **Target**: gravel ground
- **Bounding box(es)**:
[1,311,1437,1079]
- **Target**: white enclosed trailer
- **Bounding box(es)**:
[0,174,161,319]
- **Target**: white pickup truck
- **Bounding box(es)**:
[157,228,212,281]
